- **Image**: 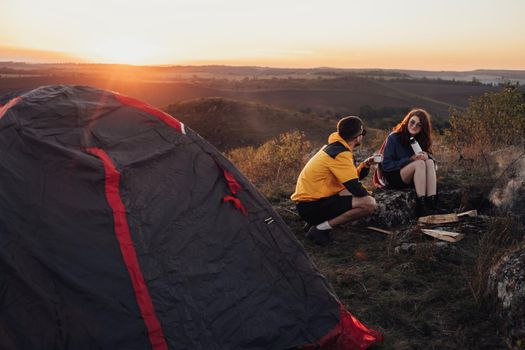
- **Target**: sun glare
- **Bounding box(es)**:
[91,41,160,65]
[2,0,524,69]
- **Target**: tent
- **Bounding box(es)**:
[0,85,382,349]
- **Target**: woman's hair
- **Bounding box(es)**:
[392,108,433,152]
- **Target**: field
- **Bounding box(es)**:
[1,63,524,349]
[1,63,516,132]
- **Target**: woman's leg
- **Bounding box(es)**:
[425,159,437,196]
[400,160,426,197]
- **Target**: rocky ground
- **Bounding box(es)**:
[272,184,524,349]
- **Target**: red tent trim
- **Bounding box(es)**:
[221,168,248,216]
[222,168,242,195]
[0,96,22,119]
[114,93,185,134]
[302,302,383,350]
[223,195,248,216]
[86,147,169,350]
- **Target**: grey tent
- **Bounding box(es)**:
[0,85,382,349]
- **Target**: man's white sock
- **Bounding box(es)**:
[316,221,332,230]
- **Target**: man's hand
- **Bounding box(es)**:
[364,156,374,167]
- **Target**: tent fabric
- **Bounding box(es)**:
[85,146,168,350]
[0,85,383,350]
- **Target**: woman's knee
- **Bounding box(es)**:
[425,159,436,172]
[414,159,426,169]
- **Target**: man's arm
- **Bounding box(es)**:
[329,151,372,197]
[342,178,369,197]
[356,161,370,180]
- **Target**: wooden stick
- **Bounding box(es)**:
[421,229,464,242]
[457,210,478,217]
[366,226,393,235]
[418,213,459,225]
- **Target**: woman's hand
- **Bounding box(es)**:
[412,152,428,161]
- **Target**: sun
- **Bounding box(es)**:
[91,40,160,65]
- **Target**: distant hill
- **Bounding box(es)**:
[0,74,471,127]
[164,98,336,150]
[1,63,514,130]
[2,62,524,84]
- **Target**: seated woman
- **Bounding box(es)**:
[381,108,437,216]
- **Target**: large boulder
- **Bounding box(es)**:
[363,189,416,228]
[361,188,462,228]
[488,244,525,349]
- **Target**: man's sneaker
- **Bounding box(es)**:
[306,226,331,246]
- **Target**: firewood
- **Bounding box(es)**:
[418,213,459,225]
[421,229,464,242]
[457,210,478,217]
[366,226,393,235]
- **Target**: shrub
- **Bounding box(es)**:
[227,131,313,198]
[443,86,525,187]
[446,86,525,156]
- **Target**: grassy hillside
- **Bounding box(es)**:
[1,65,507,130]
[164,97,335,150]
[381,80,500,108]
[0,74,449,116]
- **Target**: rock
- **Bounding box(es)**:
[364,189,416,228]
[394,243,418,254]
[434,241,451,249]
[488,244,525,349]
[280,185,461,230]
[394,241,453,256]
[361,188,461,228]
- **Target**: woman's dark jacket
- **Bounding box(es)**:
[382,132,415,172]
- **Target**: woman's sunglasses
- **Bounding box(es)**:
[409,119,422,128]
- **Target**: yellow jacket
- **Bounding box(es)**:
[291,132,368,202]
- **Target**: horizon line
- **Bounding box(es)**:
[1,60,525,73]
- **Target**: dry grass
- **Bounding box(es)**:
[227,131,314,198]
[275,200,517,349]
[267,127,524,349]
[225,87,525,349]
[470,216,524,304]
[227,128,390,198]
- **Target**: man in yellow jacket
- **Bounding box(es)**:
[291,116,376,245]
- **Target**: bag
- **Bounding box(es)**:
[372,139,388,189]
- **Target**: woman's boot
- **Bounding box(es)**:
[415,196,426,217]
[425,195,438,214]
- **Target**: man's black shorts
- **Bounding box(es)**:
[296,194,353,225]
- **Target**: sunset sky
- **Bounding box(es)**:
[1,0,524,70]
